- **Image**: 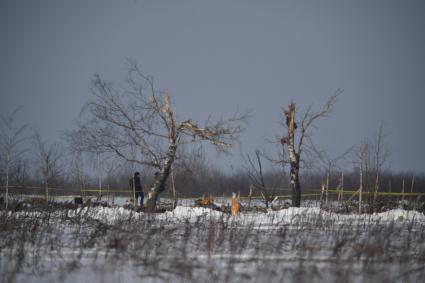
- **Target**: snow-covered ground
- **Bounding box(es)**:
[62,205,424,227]
[1,205,425,283]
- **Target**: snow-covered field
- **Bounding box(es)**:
[1,204,425,283]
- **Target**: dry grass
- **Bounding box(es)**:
[1,201,424,283]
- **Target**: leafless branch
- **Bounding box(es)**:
[298,90,341,154]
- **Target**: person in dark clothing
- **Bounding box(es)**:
[130,172,144,206]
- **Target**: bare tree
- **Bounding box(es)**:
[354,124,389,211]
[280,91,340,207]
[359,143,366,214]
[102,157,122,204]
[67,123,109,199]
[33,130,62,203]
[69,150,86,193]
[67,129,88,194]
[310,143,353,208]
[244,149,277,208]
[75,61,246,211]
[0,108,27,208]
[9,158,29,188]
[371,123,389,204]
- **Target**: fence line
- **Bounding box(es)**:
[0,185,133,194]
[1,185,425,199]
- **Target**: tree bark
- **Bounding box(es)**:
[5,154,10,209]
[325,162,330,208]
[285,102,301,207]
[146,95,177,212]
[145,144,175,212]
[290,159,301,207]
[171,165,177,209]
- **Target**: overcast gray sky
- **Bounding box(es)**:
[1,0,424,173]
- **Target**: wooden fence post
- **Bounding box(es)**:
[359,144,365,214]
[402,179,405,203]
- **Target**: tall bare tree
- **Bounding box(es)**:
[67,124,109,199]
[69,149,86,193]
[75,61,246,211]
[33,130,62,203]
[280,91,340,207]
[0,108,27,208]
[67,128,87,194]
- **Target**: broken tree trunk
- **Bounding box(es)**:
[171,165,177,209]
[285,102,301,207]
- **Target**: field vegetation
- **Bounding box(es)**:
[1,202,425,283]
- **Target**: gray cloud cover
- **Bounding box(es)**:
[1,0,424,172]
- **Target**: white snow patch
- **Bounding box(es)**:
[3,205,424,227]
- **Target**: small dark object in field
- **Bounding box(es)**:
[372,199,399,213]
[12,201,25,211]
[74,197,83,205]
[123,204,133,210]
[154,208,166,213]
[0,196,4,205]
[418,202,425,214]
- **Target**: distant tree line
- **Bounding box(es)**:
[0,138,423,198]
